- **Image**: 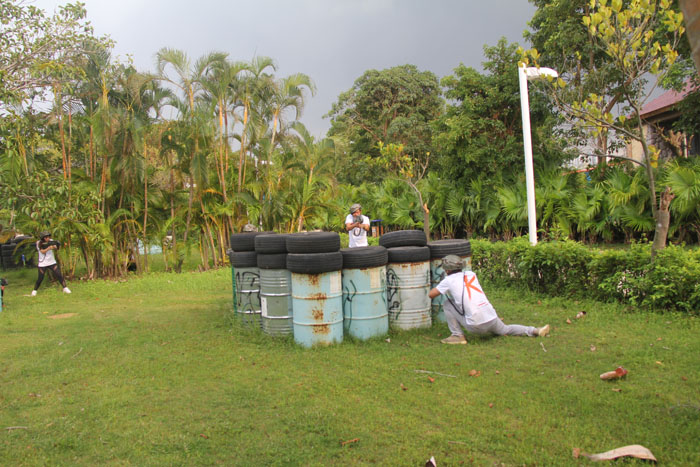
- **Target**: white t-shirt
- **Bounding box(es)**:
[36,240,57,267]
[436,271,497,326]
[345,214,370,248]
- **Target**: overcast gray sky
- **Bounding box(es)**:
[33,0,536,137]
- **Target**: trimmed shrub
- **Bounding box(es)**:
[471,237,700,314]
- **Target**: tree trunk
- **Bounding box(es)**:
[651,186,674,258]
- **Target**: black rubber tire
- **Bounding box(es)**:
[229,232,262,251]
[1,244,17,254]
[340,246,388,269]
[254,234,288,254]
[378,230,427,248]
[428,239,471,259]
[387,246,431,263]
[257,253,287,269]
[230,251,258,268]
[287,251,343,274]
[286,232,340,253]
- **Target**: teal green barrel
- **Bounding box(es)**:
[291,271,343,347]
[342,266,388,340]
[430,258,447,323]
[386,261,432,330]
[235,266,261,327]
[260,268,293,336]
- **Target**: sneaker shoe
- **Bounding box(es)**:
[537,324,550,337]
[30,290,37,297]
[63,287,71,294]
[441,335,468,345]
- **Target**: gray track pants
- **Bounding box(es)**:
[444,301,536,337]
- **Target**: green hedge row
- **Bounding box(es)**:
[471,238,700,314]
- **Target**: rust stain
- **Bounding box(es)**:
[311,307,324,320]
[308,292,327,301]
[312,323,330,334]
[307,274,321,287]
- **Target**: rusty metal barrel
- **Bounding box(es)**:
[291,270,343,347]
[340,247,389,340]
[386,246,432,330]
[287,248,344,347]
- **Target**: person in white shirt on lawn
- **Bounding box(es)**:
[31,230,71,296]
[345,203,370,248]
[428,255,549,344]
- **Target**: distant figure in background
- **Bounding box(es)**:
[345,203,370,248]
[242,223,258,232]
[31,231,70,296]
[428,255,549,344]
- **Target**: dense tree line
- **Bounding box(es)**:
[1,0,699,279]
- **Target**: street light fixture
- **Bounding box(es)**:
[518,65,558,246]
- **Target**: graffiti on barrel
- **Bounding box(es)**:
[342,279,358,330]
[235,270,261,325]
[386,267,401,319]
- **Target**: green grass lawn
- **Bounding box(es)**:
[1,265,698,465]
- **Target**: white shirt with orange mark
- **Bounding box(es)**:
[435,271,497,326]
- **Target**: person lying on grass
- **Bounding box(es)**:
[428,255,549,345]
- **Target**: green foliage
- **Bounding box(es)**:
[433,38,569,187]
[326,64,443,185]
[472,238,700,313]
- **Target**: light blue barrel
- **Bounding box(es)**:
[342,266,388,340]
[430,255,471,323]
[386,261,431,330]
[260,268,293,336]
[235,266,261,327]
[430,258,447,323]
[292,271,343,347]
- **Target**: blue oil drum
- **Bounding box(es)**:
[235,266,261,327]
[291,271,343,347]
[260,268,293,336]
[342,266,388,340]
[386,261,432,330]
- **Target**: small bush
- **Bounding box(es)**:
[471,237,700,314]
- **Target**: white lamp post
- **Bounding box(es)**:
[518,65,558,246]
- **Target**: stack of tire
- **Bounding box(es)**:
[379,230,432,330]
[427,239,472,323]
[229,232,263,327]
[286,232,343,347]
[254,233,292,337]
[340,246,389,340]
[1,236,33,270]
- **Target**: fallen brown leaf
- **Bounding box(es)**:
[199,434,209,439]
[682,376,688,381]
[566,318,572,324]
[428,377,435,383]
[495,370,500,375]
[488,403,494,408]
[572,448,581,459]
[655,361,663,366]
[656,337,662,341]
[341,438,359,446]
[590,345,596,352]
[400,384,407,391]
[612,388,622,392]
[468,369,480,377]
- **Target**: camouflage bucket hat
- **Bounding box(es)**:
[441,254,464,272]
[350,203,362,214]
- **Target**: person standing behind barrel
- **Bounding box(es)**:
[31,231,71,296]
[345,203,370,248]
